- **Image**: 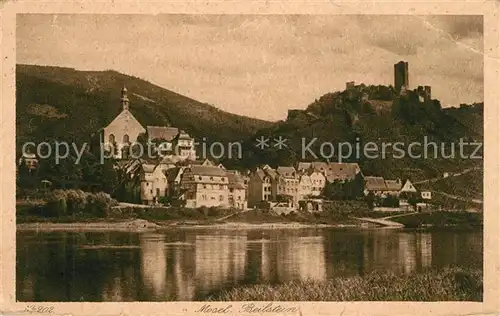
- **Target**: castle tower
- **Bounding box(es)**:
[394,61,409,93]
[121,86,130,111]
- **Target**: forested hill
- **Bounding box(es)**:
[16,64,273,148]
[226,84,483,181]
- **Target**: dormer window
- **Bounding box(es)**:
[198,176,202,180]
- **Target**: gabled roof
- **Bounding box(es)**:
[313,162,360,182]
[297,162,312,171]
[299,174,312,184]
[146,126,179,141]
[264,167,278,179]
[175,130,192,140]
[277,166,297,178]
[165,167,183,183]
[186,165,227,177]
[364,176,387,191]
[385,179,402,191]
[105,110,145,133]
[191,159,214,166]
[311,162,329,172]
[228,173,246,189]
[141,163,156,173]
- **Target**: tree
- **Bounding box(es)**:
[365,191,375,210]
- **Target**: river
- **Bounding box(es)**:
[16,228,482,301]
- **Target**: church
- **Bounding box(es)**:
[99,87,196,161]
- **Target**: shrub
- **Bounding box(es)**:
[44,189,68,217]
[198,206,209,217]
[65,189,88,215]
[85,192,117,217]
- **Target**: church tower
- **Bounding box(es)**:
[121,86,130,111]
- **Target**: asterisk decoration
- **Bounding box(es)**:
[255,136,270,149]
[273,136,288,149]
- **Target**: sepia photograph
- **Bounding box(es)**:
[1,3,499,314]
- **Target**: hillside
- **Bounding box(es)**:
[16,64,273,149]
[228,84,483,181]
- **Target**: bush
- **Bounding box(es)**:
[65,189,88,215]
[44,189,68,217]
[85,192,117,217]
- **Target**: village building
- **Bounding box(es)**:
[383,179,403,197]
[140,164,168,205]
[364,176,387,196]
[276,166,299,206]
[421,191,432,200]
[247,166,277,208]
[227,171,247,210]
[309,170,327,196]
[307,162,361,183]
[99,87,196,161]
[400,179,417,194]
[297,173,313,201]
[18,152,38,171]
[180,165,229,208]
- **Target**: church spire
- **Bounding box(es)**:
[121,86,129,111]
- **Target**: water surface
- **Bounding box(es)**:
[16,228,483,301]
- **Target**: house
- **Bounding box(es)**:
[384,179,403,197]
[140,164,168,205]
[309,170,327,196]
[297,162,312,172]
[297,173,313,202]
[227,172,247,210]
[311,162,361,183]
[180,165,229,208]
[421,191,432,200]
[247,167,277,208]
[18,152,38,171]
[400,179,417,194]
[276,166,299,207]
[165,166,185,198]
[364,176,387,196]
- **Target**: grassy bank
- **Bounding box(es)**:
[206,268,482,301]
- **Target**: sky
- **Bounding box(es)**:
[17,14,483,121]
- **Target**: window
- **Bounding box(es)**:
[109,134,115,143]
[219,195,224,201]
[219,185,224,190]
[210,176,214,181]
[199,176,202,180]
[123,134,130,143]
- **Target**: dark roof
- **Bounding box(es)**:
[176,130,192,140]
[228,173,246,189]
[146,126,179,141]
[186,165,227,177]
[385,179,402,191]
[364,176,387,191]
[277,166,297,178]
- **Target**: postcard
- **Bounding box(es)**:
[1,1,499,315]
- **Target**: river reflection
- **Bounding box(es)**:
[16,228,483,301]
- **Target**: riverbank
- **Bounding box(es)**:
[17,200,482,231]
[206,268,482,301]
[16,219,160,232]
